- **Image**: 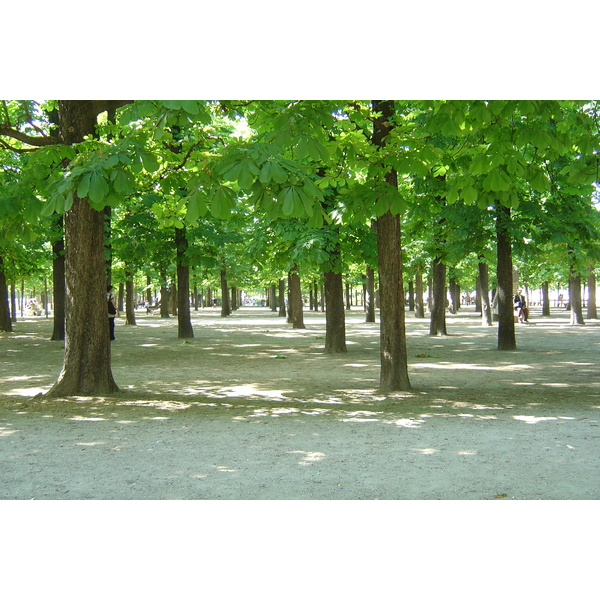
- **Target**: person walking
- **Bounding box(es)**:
[107,285,119,340]
[513,288,528,323]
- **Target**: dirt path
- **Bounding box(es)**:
[1,306,599,500]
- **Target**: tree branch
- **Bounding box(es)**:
[0,125,60,147]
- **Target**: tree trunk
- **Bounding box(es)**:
[569,270,585,325]
[414,270,425,318]
[176,227,194,338]
[449,277,460,314]
[365,266,376,322]
[170,282,178,315]
[278,278,286,317]
[372,100,410,392]
[125,272,136,326]
[46,100,119,397]
[324,270,347,353]
[50,222,66,340]
[541,281,551,316]
[345,281,351,310]
[10,283,17,323]
[429,258,447,335]
[289,266,306,329]
[220,269,231,317]
[0,255,12,332]
[587,268,597,320]
[495,205,517,350]
[478,262,492,326]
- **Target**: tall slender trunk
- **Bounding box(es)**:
[125,271,136,326]
[569,269,585,325]
[365,266,376,322]
[324,270,347,353]
[429,258,447,335]
[220,269,231,317]
[176,226,194,337]
[478,261,492,326]
[414,270,425,318]
[587,268,597,320]
[278,278,286,317]
[495,205,517,350]
[541,281,551,316]
[0,255,12,332]
[289,265,306,329]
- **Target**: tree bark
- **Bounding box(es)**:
[372,100,410,392]
[0,255,12,332]
[46,100,119,397]
[541,281,551,316]
[176,226,194,338]
[289,266,306,329]
[278,278,286,317]
[50,220,66,340]
[414,270,425,318]
[569,270,585,325]
[125,272,136,326]
[587,268,597,320]
[495,205,517,350]
[478,262,492,326]
[365,265,376,323]
[429,258,447,335]
[324,270,347,353]
[220,269,231,317]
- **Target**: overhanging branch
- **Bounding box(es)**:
[0,125,60,147]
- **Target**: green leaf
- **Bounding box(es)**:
[111,168,134,195]
[463,186,478,204]
[77,172,91,199]
[88,172,109,204]
[282,187,298,216]
[259,160,274,183]
[140,151,160,173]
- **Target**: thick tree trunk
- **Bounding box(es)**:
[289,266,306,329]
[495,205,517,350]
[324,270,347,353]
[478,262,492,326]
[46,196,119,396]
[372,100,410,392]
[46,101,119,397]
[0,255,12,332]
[429,258,447,336]
[176,227,194,338]
[587,269,597,320]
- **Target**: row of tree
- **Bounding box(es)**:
[1,100,599,396]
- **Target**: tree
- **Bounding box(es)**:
[371,101,411,392]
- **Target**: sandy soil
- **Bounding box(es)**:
[0,306,599,500]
